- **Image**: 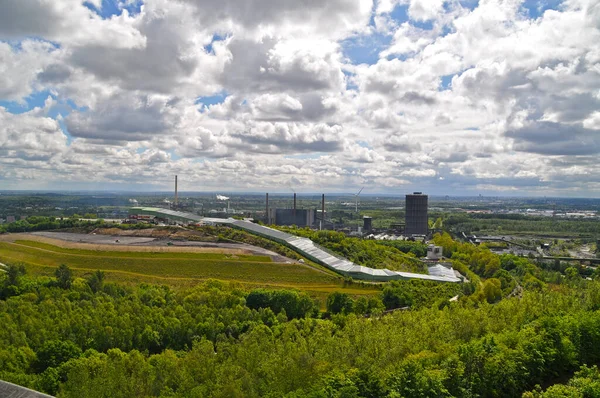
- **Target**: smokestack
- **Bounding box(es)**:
[266,193,269,224]
[321,194,325,230]
[174,175,178,207]
[293,193,297,217]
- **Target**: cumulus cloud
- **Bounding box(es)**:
[408,0,445,22]
[507,121,600,156]
[0,0,599,195]
[65,94,179,141]
[0,106,69,184]
[228,122,345,153]
[0,40,57,101]
[174,0,373,38]
[221,38,345,94]
[383,133,423,152]
[0,108,67,154]
[0,0,145,48]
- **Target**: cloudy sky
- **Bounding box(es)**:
[0,0,599,196]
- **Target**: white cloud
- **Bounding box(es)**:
[0,41,57,101]
[408,0,445,21]
[0,0,145,48]
[0,0,599,195]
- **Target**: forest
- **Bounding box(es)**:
[443,213,600,237]
[2,233,600,396]
[0,216,151,234]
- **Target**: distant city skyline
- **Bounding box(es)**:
[2,188,600,200]
[1,0,599,196]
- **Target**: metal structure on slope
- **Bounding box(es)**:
[129,207,461,283]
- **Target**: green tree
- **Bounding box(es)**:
[1,263,26,298]
[382,286,413,310]
[5,263,26,286]
[326,292,354,314]
[565,267,580,280]
[35,340,82,372]
[482,278,502,303]
[37,367,60,395]
[87,270,105,293]
[55,264,73,289]
[246,289,317,319]
[353,297,369,315]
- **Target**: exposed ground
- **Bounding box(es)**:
[6,231,297,263]
[568,244,597,259]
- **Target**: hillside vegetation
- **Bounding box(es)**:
[2,233,600,396]
[444,213,600,237]
[0,240,341,289]
[276,227,429,273]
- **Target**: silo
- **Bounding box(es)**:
[405,192,428,235]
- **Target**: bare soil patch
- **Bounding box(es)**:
[0,232,297,263]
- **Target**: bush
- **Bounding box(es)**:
[246,289,318,319]
[35,340,82,372]
[55,264,73,289]
[326,292,354,315]
[382,286,413,310]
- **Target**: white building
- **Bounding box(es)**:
[426,244,443,260]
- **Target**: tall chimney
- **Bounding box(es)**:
[293,193,297,217]
[266,193,269,224]
[174,175,178,207]
[321,194,325,230]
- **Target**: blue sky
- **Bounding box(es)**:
[83,0,143,18]
[195,92,228,109]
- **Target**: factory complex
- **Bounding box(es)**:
[129,206,461,283]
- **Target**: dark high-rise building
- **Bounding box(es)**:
[405,192,428,235]
[363,216,372,232]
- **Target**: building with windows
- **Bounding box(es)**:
[405,192,428,235]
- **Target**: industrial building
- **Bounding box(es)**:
[405,192,428,235]
[265,192,320,228]
[129,207,204,225]
[268,208,316,227]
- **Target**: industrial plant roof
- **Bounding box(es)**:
[130,207,204,222]
[0,380,54,398]
[128,207,461,283]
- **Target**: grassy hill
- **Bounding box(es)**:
[0,239,380,299]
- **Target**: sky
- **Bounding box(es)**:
[0,0,599,196]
